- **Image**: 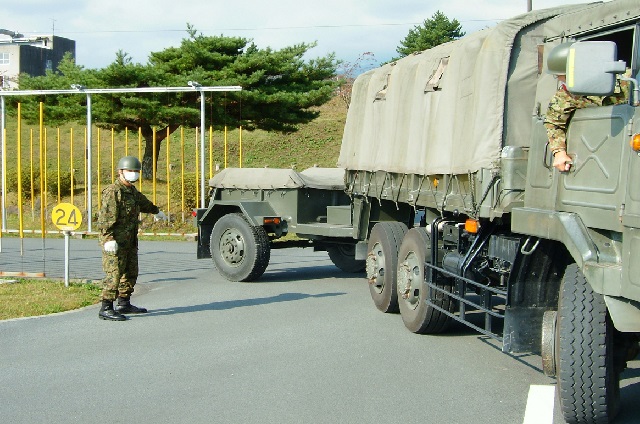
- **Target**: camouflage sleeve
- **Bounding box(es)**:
[544,89,576,154]
[135,189,160,215]
[97,185,119,243]
[603,79,630,106]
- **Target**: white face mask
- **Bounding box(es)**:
[123,171,140,183]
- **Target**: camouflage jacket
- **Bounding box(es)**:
[97,178,159,248]
[544,79,629,154]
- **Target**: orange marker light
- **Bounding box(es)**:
[465,219,479,234]
[631,133,640,152]
[263,217,281,225]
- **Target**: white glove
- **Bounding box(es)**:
[154,211,168,222]
[103,240,118,253]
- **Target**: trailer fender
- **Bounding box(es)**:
[200,201,279,227]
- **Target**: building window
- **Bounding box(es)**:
[0,53,9,65]
[46,59,52,71]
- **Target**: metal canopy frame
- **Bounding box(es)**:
[0,84,242,232]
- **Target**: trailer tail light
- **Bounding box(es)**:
[263,217,281,225]
[465,219,479,234]
[631,133,640,152]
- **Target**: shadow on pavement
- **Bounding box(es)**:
[260,265,364,283]
[139,291,346,317]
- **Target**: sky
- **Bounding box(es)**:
[2,0,605,72]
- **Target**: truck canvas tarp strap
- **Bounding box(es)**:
[337,4,590,176]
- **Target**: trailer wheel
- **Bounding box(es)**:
[366,222,408,313]
[397,227,454,333]
[210,213,270,282]
[556,264,621,423]
[327,245,365,273]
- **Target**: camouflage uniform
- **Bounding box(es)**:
[97,178,159,301]
[544,79,629,155]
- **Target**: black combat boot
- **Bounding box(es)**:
[115,297,148,314]
[98,300,127,321]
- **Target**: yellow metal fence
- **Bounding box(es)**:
[1,103,242,238]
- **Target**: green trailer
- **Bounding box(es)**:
[195,166,365,281]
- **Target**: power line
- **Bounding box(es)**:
[15,18,506,36]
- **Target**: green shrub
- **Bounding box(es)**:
[46,169,73,198]
[4,168,41,200]
[170,172,198,211]
[4,168,73,200]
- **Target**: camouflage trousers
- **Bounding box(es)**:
[101,247,139,301]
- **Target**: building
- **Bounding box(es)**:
[0,29,76,89]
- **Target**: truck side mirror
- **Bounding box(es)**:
[566,41,627,96]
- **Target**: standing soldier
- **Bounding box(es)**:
[97,156,167,321]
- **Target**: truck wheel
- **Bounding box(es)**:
[210,213,270,282]
[366,222,408,313]
[397,227,454,333]
[327,245,365,273]
[556,264,621,423]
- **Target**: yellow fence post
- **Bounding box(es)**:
[57,128,61,203]
[166,127,170,218]
[97,128,101,209]
[0,128,7,238]
[209,125,213,179]
[30,129,34,216]
[39,102,45,236]
[180,126,185,222]
[17,103,23,240]
[224,126,228,169]
[84,127,87,211]
[239,126,243,168]
[70,127,74,205]
[152,127,157,204]
[195,127,199,208]
[138,128,143,191]
[43,127,48,213]
[111,128,115,182]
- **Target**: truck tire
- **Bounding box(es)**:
[397,227,454,333]
[327,245,365,273]
[556,264,620,423]
[210,213,270,282]
[366,222,408,313]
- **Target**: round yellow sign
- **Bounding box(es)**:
[51,203,83,231]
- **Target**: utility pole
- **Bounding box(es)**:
[527,0,532,12]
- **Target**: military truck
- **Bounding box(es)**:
[196,1,640,422]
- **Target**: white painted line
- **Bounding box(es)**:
[523,385,555,424]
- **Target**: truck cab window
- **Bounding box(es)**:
[580,26,636,76]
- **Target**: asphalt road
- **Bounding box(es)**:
[1,238,639,424]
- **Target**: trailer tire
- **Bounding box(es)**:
[327,245,365,273]
[397,227,454,333]
[366,222,408,313]
[210,213,270,282]
[556,264,620,423]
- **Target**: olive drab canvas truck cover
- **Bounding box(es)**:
[338,2,625,176]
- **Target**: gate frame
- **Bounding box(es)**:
[0,84,242,232]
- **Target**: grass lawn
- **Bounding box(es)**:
[0,278,101,321]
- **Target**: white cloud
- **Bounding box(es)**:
[2,0,604,69]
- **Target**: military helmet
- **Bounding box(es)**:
[546,42,573,75]
[117,156,142,171]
